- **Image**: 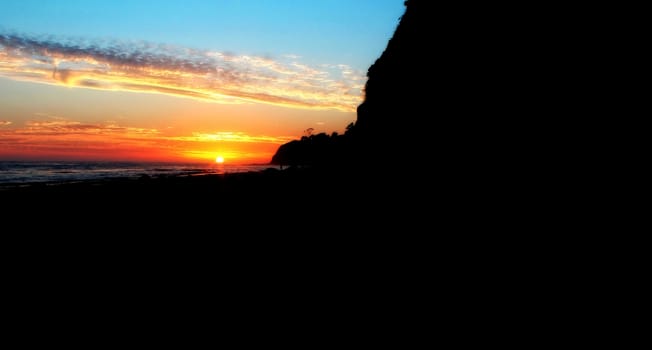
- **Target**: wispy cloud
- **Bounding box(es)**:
[0,31,365,111]
[0,121,12,126]
[14,120,160,136]
[167,132,291,144]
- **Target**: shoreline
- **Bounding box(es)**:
[0,164,403,231]
[0,165,354,196]
[0,161,279,185]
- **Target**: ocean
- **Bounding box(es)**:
[0,161,277,185]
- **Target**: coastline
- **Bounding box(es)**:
[0,166,362,202]
[1,167,276,194]
[0,165,377,231]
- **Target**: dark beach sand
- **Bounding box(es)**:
[1,167,399,274]
[3,170,423,272]
[0,167,382,224]
[1,166,353,198]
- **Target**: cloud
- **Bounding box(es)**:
[0,31,365,111]
[2,118,289,143]
[0,121,12,126]
[14,120,160,136]
[167,131,292,144]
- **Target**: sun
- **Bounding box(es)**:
[216,156,224,163]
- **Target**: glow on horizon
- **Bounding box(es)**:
[0,118,293,163]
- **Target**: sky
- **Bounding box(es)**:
[0,0,405,164]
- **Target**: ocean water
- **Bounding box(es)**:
[0,161,277,184]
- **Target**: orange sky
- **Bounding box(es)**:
[0,34,363,164]
[0,76,358,164]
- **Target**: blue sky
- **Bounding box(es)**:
[0,0,404,70]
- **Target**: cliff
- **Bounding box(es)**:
[272,0,426,167]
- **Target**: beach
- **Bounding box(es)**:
[0,166,373,223]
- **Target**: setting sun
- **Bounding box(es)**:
[216,156,224,163]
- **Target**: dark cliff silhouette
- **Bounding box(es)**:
[272,0,427,169]
[354,0,427,163]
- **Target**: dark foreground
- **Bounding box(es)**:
[1,167,323,198]
[0,167,399,226]
[1,166,420,284]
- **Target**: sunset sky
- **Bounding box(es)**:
[0,0,404,163]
